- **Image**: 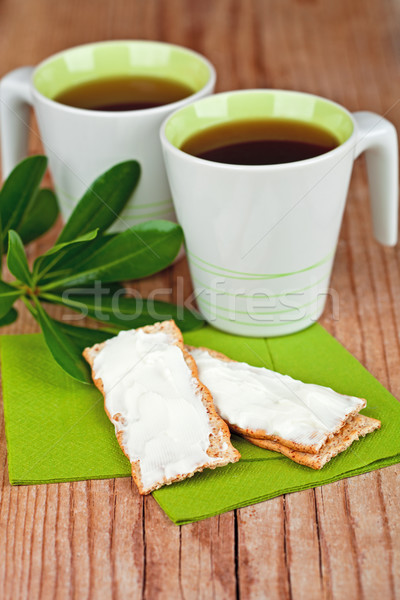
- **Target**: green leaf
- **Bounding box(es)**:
[32,300,91,384]
[40,291,204,332]
[36,233,117,283]
[0,281,23,319]
[33,229,99,280]
[39,220,183,290]
[0,156,47,245]
[53,320,118,350]
[16,188,59,245]
[42,281,125,295]
[0,307,18,327]
[7,230,33,286]
[57,160,141,244]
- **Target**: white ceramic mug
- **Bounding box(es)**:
[161,90,398,337]
[0,40,216,231]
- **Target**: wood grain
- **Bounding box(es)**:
[1,0,400,598]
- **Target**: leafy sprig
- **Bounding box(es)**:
[0,156,58,272]
[0,156,203,383]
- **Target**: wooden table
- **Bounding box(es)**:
[1,1,400,598]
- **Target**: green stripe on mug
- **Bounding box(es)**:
[191,273,330,298]
[188,249,334,280]
[196,294,320,316]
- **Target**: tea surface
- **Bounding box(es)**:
[180,119,340,165]
[54,75,194,111]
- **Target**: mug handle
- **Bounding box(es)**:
[0,66,35,179]
[353,111,398,246]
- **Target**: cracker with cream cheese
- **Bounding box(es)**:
[186,345,377,458]
[83,321,240,495]
[242,414,381,469]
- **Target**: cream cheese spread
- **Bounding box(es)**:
[92,330,216,491]
[190,348,366,448]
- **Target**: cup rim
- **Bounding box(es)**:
[160,88,357,171]
[31,39,216,117]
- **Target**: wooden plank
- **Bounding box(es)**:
[237,499,290,600]
[314,481,362,600]
[282,491,325,600]
[111,478,145,600]
[141,495,182,600]
[69,481,91,600]
[345,472,396,598]
[378,464,400,596]
[179,513,236,599]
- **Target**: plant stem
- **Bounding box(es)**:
[21,295,38,319]
[39,291,72,302]
[39,292,87,311]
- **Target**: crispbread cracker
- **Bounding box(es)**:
[185,345,367,454]
[84,321,240,495]
[242,414,381,469]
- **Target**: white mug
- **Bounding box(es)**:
[161,90,398,337]
[0,40,216,231]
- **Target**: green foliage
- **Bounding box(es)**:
[16,188,58,245]
[0,156,47,247]
[33,229,99,280]
[0,157,204,382]
[0,307,18,327]
[0,156,58,265]
[33,298,92,383]
[0,281,23,318]
[7,231,33,286]
[57,161,140,243]
[39,221,183,289]
[40,291,204,333]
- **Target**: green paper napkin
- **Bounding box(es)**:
[2,324,400,525]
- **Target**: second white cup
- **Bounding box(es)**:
[161,90,398,337]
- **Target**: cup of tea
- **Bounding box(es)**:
[0,40,216,230]
[161,89,398,337]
